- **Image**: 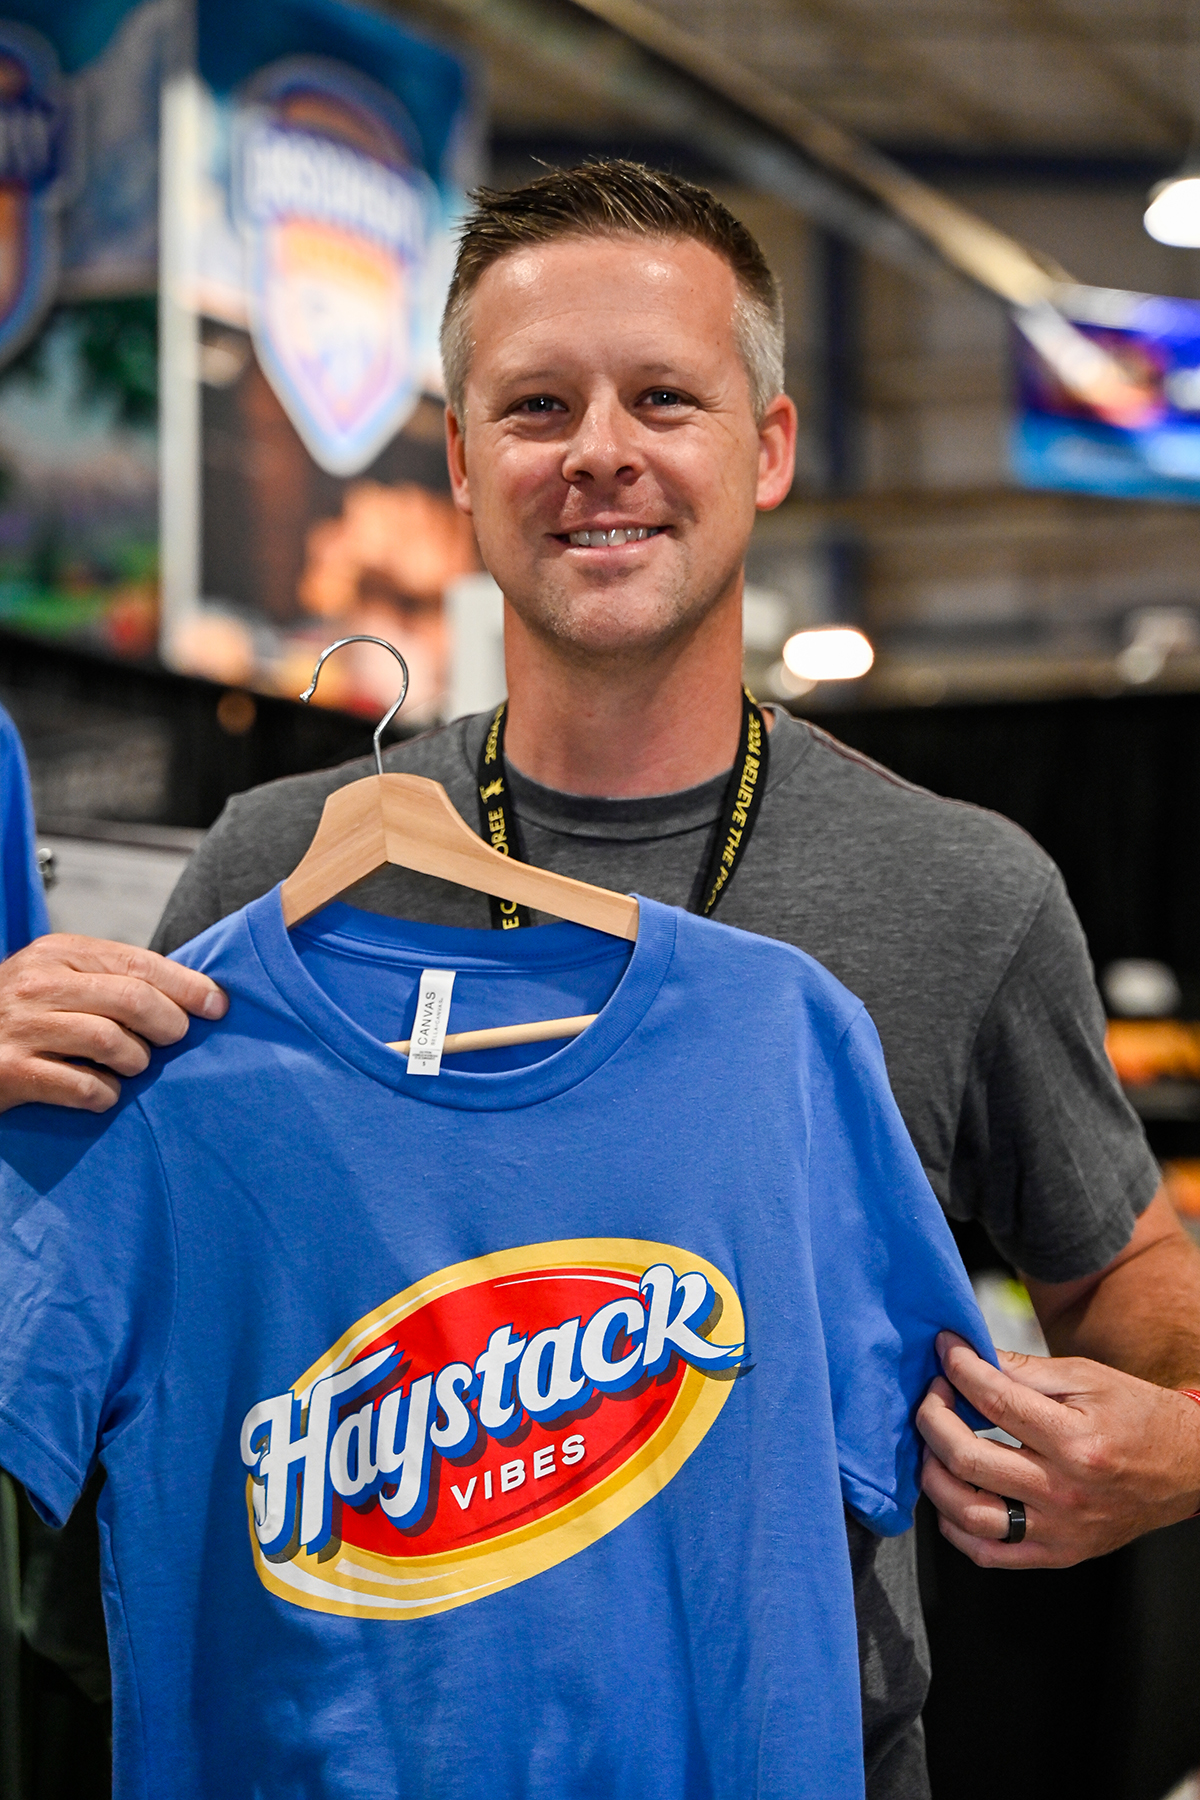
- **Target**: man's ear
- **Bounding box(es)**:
[445,407,472,516]
[755,392,797,513]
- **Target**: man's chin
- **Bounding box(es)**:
[532,604,700,664]
[508,573,710,660]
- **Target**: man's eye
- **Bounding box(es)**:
[517,396,563,414]
[644,389,686,408]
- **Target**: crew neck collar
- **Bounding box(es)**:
[459,706,810,843]
[245,889,677,1112]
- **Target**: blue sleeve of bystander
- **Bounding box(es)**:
[0,703,50,955]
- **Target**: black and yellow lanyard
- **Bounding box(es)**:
[475,689,769,931]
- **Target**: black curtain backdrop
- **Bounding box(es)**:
[804,691,1200,994]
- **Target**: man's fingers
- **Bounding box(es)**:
[920,1454,1012,1541]
[16,936,227,1025]
[935,1511,1062,1570]
[12,968,194,1049]
[994,1347,1098,1399]
[0,935,227,1113]
[0,1051,121,1114]
[935,1331,1078,1455]
[33,1015,152,1078]
[917,1376,1047,1501]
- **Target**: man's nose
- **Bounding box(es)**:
[561,395,642,486]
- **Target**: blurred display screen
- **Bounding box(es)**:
[1014,285,1200,503]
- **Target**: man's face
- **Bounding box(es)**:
[445,233,796,665]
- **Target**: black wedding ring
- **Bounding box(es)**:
[1002,1496,1027,1544]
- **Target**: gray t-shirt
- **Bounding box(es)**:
[151,705,1159,1797]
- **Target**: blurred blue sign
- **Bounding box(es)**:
[1014,287,1200,502]
[233,59,441,474]
[191,0,474,473]
[0,0,165,359]
[0,21,72,362]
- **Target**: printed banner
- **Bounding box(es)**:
[0,21,72,366]
[1013,286,1200,503]
[163,0,480,719]
[0,0,171,337]
[233,59,437,475]
[0,0,167,662]
[0,0,479,705]
[186,0,473,471]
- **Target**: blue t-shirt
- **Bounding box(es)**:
[0,892,993,1800]
[0,704,49,955]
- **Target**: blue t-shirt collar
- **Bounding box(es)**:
[244,886,677,1112]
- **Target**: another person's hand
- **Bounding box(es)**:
[0,934,227,1114]
[918,1331,1200,1567]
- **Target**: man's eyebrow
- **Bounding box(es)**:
[490,361,697,386]
[493,369,562,385]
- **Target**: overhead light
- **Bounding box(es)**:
[782,626,874,683]
[1145,169,1200,247]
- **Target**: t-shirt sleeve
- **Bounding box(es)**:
[950,869,1160,1283]
[808,1006,996,1537]
[0,1098,176,1526]
[0,705,51,954]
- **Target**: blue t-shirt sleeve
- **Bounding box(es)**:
[0,1098,176,1526]
[0,706,50,955]
[808,1006,997,1537]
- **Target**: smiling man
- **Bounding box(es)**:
[5,162,1200,1797]
[440,189,793,798]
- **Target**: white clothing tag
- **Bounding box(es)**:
[406,969,456,1076]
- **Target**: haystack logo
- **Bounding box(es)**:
[234,56,434,476]
[0,22,71,364]
[240,1239,746,1619]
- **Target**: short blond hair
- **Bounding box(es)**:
[440,160,785,423]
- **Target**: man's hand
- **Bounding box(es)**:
[918,1331,1200,1567]
[0,934,228,1114]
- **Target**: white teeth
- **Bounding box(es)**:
[566,527,658,546]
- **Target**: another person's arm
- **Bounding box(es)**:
[0,749,449,1113]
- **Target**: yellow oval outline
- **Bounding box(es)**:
[246,1238,745,1619]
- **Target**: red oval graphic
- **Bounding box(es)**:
[241,1238,745,1618]
[343,1267,688,1558]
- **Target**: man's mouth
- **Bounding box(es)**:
[557,526,667,547]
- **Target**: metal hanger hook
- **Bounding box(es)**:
[300,635,410,776]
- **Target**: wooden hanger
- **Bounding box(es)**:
[281,638,637,1057]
